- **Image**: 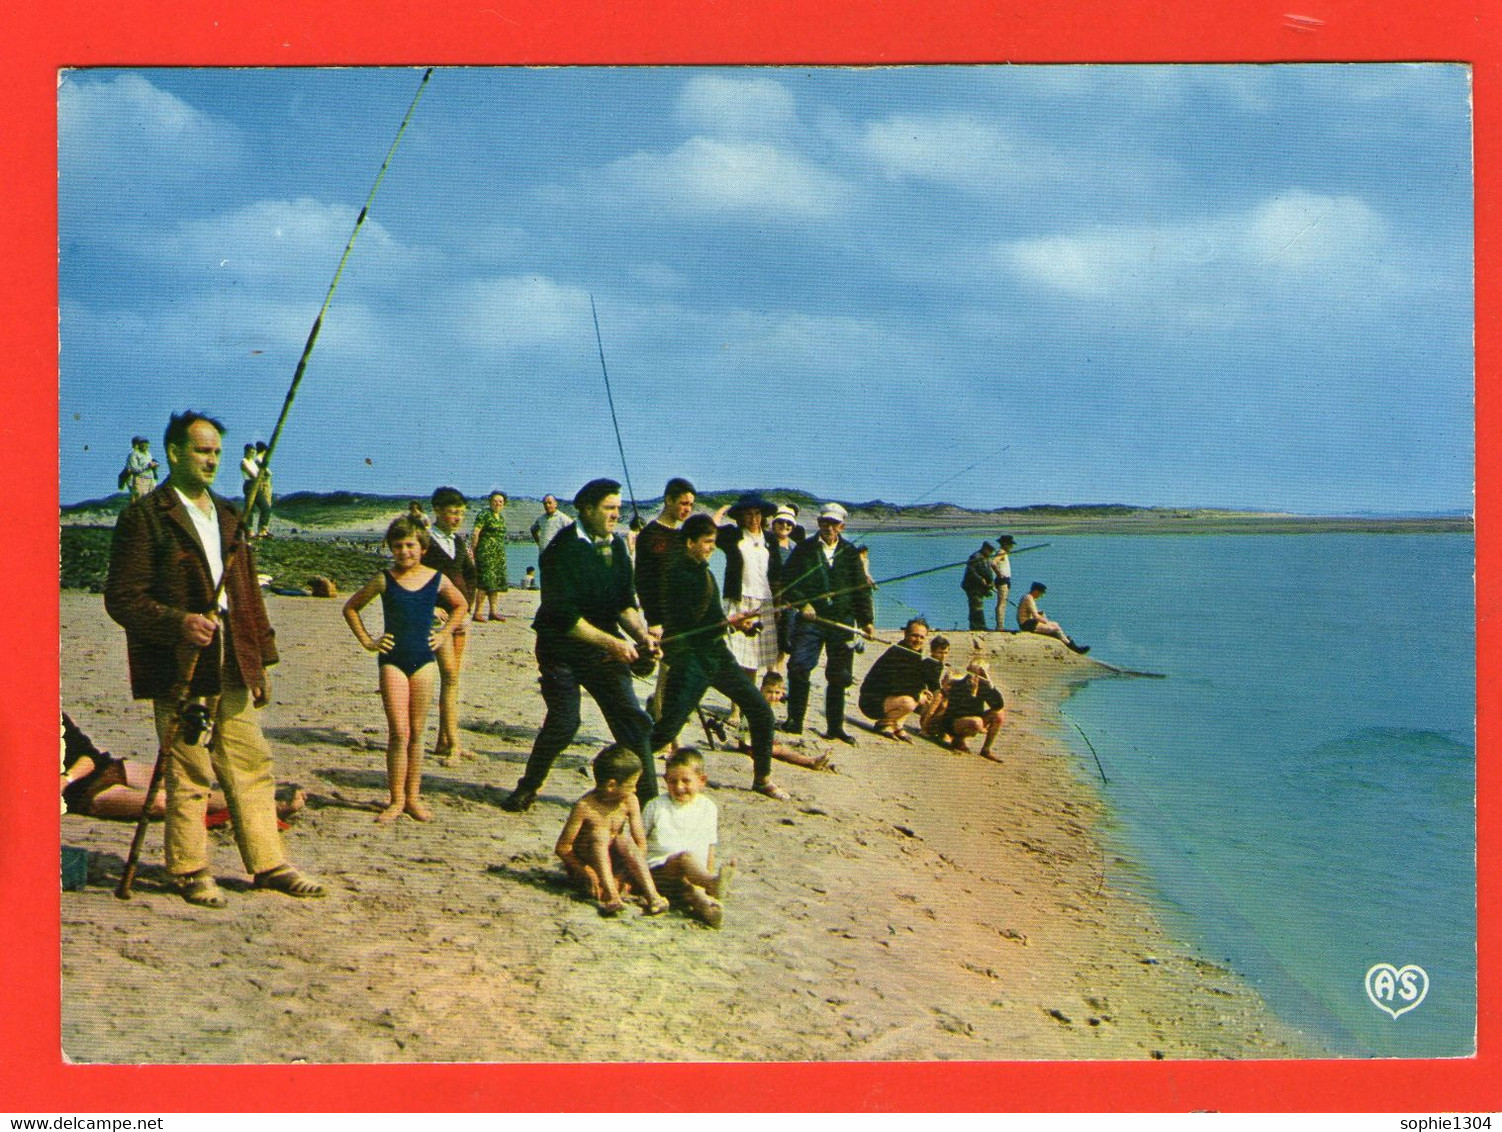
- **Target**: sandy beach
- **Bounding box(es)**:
[59,586,1318,1063]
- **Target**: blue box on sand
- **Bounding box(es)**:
[61,845,90,891]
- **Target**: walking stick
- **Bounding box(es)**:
[115,69,435,899]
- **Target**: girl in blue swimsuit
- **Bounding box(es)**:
[344,516,468,823]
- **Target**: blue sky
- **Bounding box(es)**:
[58,65,1473,514]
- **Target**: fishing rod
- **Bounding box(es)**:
[774,442,1014,609]
[589,294,642,526]
[658,543,1052,651]
[116,68,435,900]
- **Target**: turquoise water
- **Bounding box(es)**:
[860,530,1475,1058]
[506,527,1475,1055]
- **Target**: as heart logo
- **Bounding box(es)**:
[1365,963,1429,1019]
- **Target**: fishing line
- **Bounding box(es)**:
[589,294,641,525]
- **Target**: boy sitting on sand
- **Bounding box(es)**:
[555,745,669,917]
[642,749,733,928]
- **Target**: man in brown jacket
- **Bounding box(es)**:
[105,411,324,908]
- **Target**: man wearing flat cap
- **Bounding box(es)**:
[779,502,874,743]
[962,540,997,631]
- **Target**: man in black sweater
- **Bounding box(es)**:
[501,478,661,812]
[857,618,941,741]
[649,514,787,800]
[779,502,874,743]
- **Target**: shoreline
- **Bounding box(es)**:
[59,588,1320,1062]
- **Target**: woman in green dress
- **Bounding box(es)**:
[468,491,509,620]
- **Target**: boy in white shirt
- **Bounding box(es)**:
[641,749,733,928]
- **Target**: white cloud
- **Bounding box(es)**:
[630,263,687,291]
[147,198,421,285]
[998,189,1396,314]
[859,113,1032,190]
[456,275,591,350]
[676,73,797,138]
[606,137,851,219]
[58,72,246,181]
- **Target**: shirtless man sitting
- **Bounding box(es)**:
[1015,582,1089,654]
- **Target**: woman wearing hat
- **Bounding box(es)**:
[718,493,783,688]
[769,505,801,664]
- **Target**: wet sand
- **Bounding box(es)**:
[60,587,1318,1063]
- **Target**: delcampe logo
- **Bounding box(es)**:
[1365,963,1429,1019]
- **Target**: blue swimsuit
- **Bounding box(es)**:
[379,569,442,677]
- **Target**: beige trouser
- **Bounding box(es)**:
[153,684,284,878]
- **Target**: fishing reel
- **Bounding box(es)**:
[630,654,657,679]
[180,699,215,747]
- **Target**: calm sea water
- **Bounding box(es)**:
[861,529,1476,1058]
[507,528,1475,1056]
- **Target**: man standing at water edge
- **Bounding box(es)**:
[105,411,324,907]
[961,541,996,631]
[502,478,661,812]
[780,502,874,744]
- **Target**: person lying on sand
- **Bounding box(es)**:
[936,660,1007,760]
[1016,582,1089,654]
[642,749,734,928]
[61,713,305,824]
[736,673,832,770]
[555,746,669,917]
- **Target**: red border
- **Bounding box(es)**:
[4,0,1497,1113]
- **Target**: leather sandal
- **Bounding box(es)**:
[253,864,326,898]
[172,869,228,909]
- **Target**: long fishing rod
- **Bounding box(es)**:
[775,442,1014,610]
[117,68,435,900]
[589,294,641,526]
[659,543,1052,650]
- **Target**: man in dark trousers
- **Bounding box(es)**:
[633,476,697,718]
[779,502,875,743]
[501,478,661,812]
[648,513,787,799]
[961,541,996,630]
[105,410,324,908]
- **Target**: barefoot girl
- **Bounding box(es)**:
[344,517,468,823]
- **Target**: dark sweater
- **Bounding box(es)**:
[780,535,874,628]
[532,523,638,652]
[944,677,1004,719]
[860,645,939,704]
[659,553,730,662]
[634,519,681,626]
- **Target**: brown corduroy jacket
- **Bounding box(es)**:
[104,484,278,700]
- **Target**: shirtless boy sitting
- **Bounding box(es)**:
[555,745,670,917]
